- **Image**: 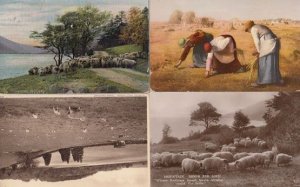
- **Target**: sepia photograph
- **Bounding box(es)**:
[150,0,300,91]
[0,0,149,94]
[0,96,148,187]
[150,92,300,187]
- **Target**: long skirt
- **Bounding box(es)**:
[257,44,282,84]
[192,41,207,67]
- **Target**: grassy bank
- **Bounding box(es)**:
[0,69,137,94]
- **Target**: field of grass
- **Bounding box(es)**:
[150,22,300,91]
[151,139,300,187]
[0,97,147,168]
[0,69,137,94]
[105,44,142,55]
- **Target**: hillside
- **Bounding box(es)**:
[0,36,47,54]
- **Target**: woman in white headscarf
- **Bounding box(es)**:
[245,20,283,87]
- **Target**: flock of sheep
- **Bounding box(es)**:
[151,137,293,174]
[28,51,147,76]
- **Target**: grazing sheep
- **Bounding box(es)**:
[205,142,219,152]
[181,158,202,174]
[250,153,270,168]
[262,151,275,162]
[252,137,260,145]
[275,153,293,167]
[235,155,257,170]
[258,140,267,148]
[161,153,174,167]
[234,152,249,161]
[182,151,198,158]
[192,153,213,161]
[221,146,236,153]
[172,153,189,166]
[202,157,228,172]
[213,152,234,162]
[227,162,236,171]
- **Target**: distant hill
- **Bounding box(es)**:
[0,36,47,54]
[222,100,270,122]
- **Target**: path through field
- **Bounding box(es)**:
[92,68,149,92]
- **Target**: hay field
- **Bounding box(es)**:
[150,22,300,91]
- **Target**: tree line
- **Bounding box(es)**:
[30,5,148,66]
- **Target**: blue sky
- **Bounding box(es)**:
[0,0,148,45]
[151,0,300,22]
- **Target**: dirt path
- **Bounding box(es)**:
[91,68,149,92]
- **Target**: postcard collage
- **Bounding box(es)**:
[0,0,299,187]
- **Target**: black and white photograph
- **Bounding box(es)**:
[0,96,148,187]
[150,92,300,187]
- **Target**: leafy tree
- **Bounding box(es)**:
[162,124,171,138]
[30,24,68,66]
[232,111,250,136]
[160,124,178,144]
[120,7,149,51]
[169,10,183,24]
[266,92,292,111]
[190,102,221,130]
[97,11,127,48]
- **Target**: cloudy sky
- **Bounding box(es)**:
[150,92,277,143]
[150,0,300,22]
[0,0,148,45]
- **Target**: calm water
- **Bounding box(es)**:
[0,54,55,80]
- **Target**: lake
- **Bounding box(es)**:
[0,54,56,80]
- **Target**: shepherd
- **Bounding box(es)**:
[244,20,283,87]
[175,30,213,68]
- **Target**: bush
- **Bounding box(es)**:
[160,136,179,144]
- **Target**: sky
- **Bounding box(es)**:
[150,92,277,143]
[0,0,148,45]
[150,0,300,22]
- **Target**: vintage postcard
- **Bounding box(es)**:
[0,0,149,94]
[150,92,300,187]
[0,96,148,187]
[150,0,300,91]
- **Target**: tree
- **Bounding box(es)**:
[232,111,250,136]
[266,92,292,111]
[190,102,221,130]
[120,7,149,51]
[30,23,68,66]
[169,10,183,24]
[162,124,171,138]
[182,11,195,24]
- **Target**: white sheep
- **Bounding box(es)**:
[192,153,213,161]
[172,153,188,166]
[275,153,293,167]
[250,153,270,168]
[205,142,219,152]
[258,140,267,148]
[221,146,236,153]
[235,155,257,170]
[182,151,198,158]
[161,153,174,167]
[262,151,275,162]
[202,157,228,172]
[234,152,249,160]
[213,152,234,162]
[227,162,236,171]
[181,158,202,173]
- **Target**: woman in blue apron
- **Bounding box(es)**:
[245,20,283,87]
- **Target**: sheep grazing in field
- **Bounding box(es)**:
[181,151,198,158]
[275,153,293,167]
[192,153,213,161]
[252,137,261,145]
[161,153,174,167]
[250,153,270,168]
[213,152,234,162]
[221,145,236,153]
[172,153,189,166]
[205,142,219,152]
[258,140,267,148]
[202,157,228,172]
[181,158,202,174]
[227,162,236,171]
[234,152,249,161]
[262,151,275,162]
[235,155,257,170]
